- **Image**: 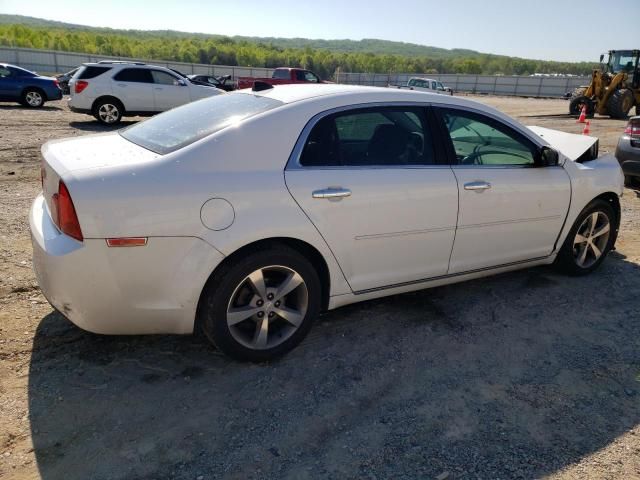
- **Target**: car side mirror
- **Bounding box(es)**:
[175,79,187,86]
[539,146,559,167]
[599,54,605,63]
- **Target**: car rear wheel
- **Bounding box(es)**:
[93,99,123,125]
[22,89,45,108]
[554,199,615,275]
[199,247,321,362]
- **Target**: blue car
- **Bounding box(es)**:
[0,63,63,108]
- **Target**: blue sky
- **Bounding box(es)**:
[1,0,638,62]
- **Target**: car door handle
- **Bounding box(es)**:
[154,87,163,90]
[117,83,127,87]
[312,187,352,199]
[464,181,492,191]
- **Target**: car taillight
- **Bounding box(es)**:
[53,78,59,88]
[624,119,640,137]
[51,181,83,241]
[74,80,89,94]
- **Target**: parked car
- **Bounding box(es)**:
[189,74,236,91]
[68,61,225,124]
[237,67,327,89]
[615,115,640,187]
[55,67,79,95]
[31,84,623,362]
[396,77,453,95]
[0,63,62,107]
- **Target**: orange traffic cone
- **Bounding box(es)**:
[577,104,587,123]
[582,120,591,135]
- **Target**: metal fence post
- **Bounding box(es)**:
[514,75,520,96]
[537,77,543,97]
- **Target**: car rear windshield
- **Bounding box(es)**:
[78,66,112,79]
[120,93,284,154]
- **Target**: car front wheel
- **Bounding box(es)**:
[199,247,321,362]
[554,199,615,275]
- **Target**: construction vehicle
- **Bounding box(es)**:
[569,50,640,119]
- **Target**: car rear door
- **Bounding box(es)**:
[151,70,191,111]
[112,68,155,112]
[435,106,571,273]
[285,105,458,293]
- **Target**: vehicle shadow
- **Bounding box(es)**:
[28,255,640,479]
[0,104,63,111]
[68,120,138,132]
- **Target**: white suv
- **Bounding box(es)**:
[68,62,225,124]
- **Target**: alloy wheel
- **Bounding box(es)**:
[25,91,43,107]
[226,265,308,350]
[98,104,120,124]
[572,211,611,268]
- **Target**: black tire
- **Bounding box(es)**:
[92,98,123,125]
[607,89,634,119]
[636,105,639,116]
[21,88,46,108]
[199,247,321,362]
[554,199,616,276]
[569,90,594,117]
[625,175,639,188]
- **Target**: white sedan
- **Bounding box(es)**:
[30,84,624,361]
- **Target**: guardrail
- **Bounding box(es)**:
[0,46,274,80]
[335,72,590,98]
[0,46,589,98]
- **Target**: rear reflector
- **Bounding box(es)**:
[74,80,89,94]
[106,237,148,247]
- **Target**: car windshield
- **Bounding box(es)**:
[120,93,284,154]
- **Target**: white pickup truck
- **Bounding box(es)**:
[396,77,453,95]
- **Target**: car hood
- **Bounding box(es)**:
[527,126,597,161]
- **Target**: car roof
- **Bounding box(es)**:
[239,83,481,109]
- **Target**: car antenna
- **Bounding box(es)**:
[252,81,274,92]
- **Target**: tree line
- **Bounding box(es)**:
[0,24,597,78]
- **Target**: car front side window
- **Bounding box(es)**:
[151,70,180,85]
[299,107,435,167]
[0,67,11,78]
[440,109,536,166]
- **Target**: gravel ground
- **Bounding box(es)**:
[0,96,639,480]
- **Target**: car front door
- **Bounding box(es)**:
[285,105,459,293]
[151,70,191,111]
[0,66,17,100]
[436,107,571,273]
[112,68,155,112]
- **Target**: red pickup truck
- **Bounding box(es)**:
[237,67,327,90]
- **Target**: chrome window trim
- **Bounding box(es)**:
[285,101,445,171]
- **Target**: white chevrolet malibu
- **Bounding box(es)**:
[30,84,624,361]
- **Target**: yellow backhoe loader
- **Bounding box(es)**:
[569,50,640,119]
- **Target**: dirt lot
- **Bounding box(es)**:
[0,96,639,480]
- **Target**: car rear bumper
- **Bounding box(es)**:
[29,194,224,335]
[615,136,640,176]
[68,105,91,114]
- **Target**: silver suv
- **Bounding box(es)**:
[68,61,225,124]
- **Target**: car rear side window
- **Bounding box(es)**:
[0,67,11,78]
[113,68,153,83]
[120,93,284,154]
[78,66,112,79]
[272,69,289,79]
[300,107,435,167]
